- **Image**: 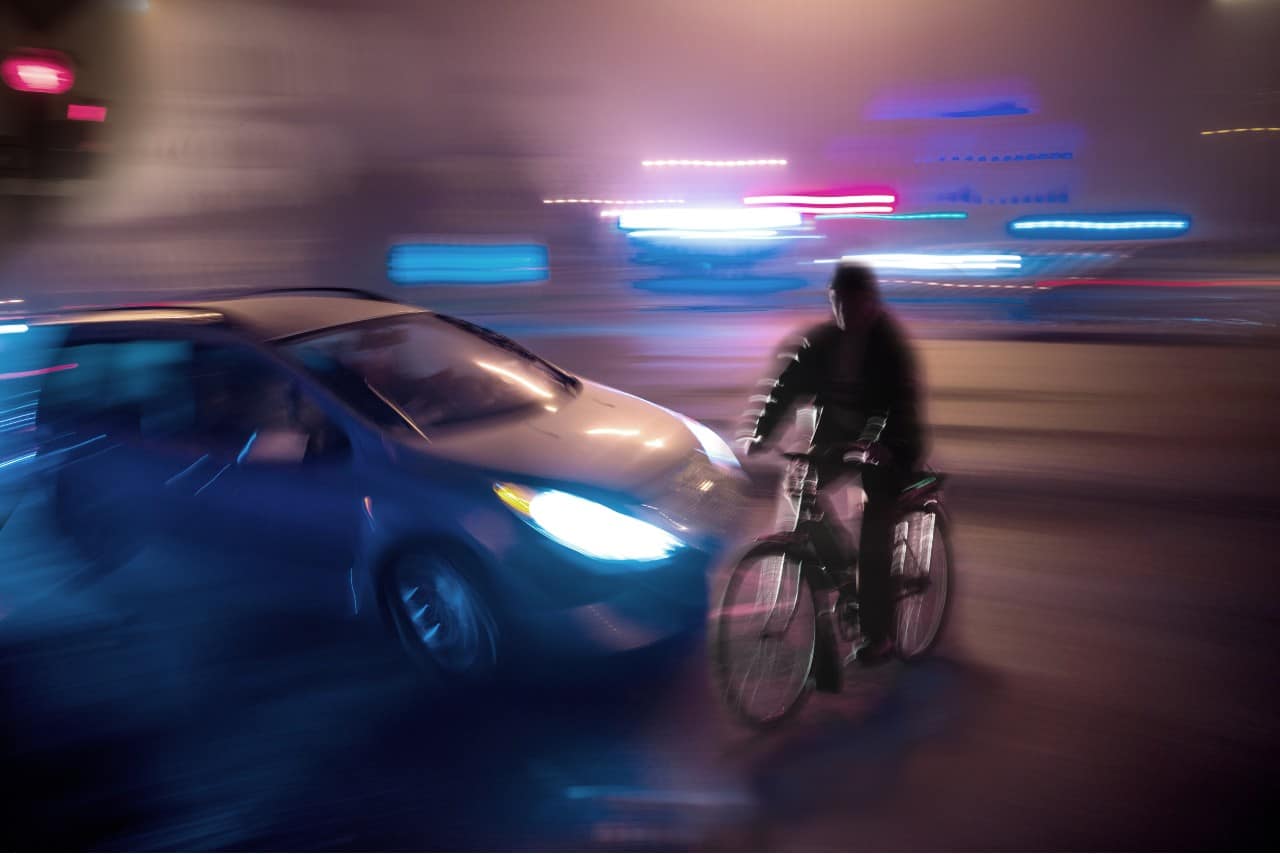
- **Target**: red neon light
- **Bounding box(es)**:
[742,187,898,216]
[788,205,896,215]
[744,194,897,207]
[1,53,74,94]
[67,103,107,122]
[0,362,79,381]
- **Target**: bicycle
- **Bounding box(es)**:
[711,444,952,728]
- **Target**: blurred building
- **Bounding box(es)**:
[1,0,1277,302]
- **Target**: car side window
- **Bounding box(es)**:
[40,335,349,465]
[190,344,351,465]
[39,338,198,442]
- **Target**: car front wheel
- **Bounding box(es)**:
[385,552,500,684]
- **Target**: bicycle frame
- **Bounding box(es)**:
[730,402,950,701]
[758,451,859,595]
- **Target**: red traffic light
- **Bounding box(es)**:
[2,50,75,94]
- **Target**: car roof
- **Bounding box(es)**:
[177,295,425,341]
[23,292,428,342]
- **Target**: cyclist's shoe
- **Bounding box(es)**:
[852,636,895,667]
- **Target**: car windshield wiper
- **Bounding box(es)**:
[435,315,580,392]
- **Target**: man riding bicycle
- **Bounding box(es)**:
[737,262,924,665]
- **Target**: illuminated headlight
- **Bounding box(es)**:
[680,416,740,469]
[494,483,684,563]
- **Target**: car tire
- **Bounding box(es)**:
[383,549,502,687]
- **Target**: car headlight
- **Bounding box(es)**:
[680,416,740,469]
[494,483,684,563]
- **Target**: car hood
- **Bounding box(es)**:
[421,380,705,494]
[417,380,745,550]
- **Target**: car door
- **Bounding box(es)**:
[39,329,215,575]
[175,340,364,616]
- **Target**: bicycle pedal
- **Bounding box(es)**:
[850,637,895,667]
[836,599,860,642]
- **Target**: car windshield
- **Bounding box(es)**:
[280,313,576,436]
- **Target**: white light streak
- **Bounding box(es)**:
[544,198,684,205]
[618,207,802,231]
[840,253,1023,272]
[641,158,787,168]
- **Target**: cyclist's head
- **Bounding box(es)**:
[828,262,881,330]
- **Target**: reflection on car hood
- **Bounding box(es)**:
[423,380,701,495]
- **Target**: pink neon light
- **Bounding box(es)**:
[0,362,78,381]
[67,103,107,122]
[789,205,896,215]
[1,54,74,94]
[744,194,897,207]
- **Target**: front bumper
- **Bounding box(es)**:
[451,454,745,658]
[492,540,714,658]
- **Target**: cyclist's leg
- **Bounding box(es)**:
[814,465,860,569]
[857,464,906,646]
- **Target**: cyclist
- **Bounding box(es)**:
[737,262,925,665]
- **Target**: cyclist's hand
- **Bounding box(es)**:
[843,440,886,466]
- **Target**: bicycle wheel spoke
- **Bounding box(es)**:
[747,640,779,711]
[894,511,948,659]
[736,641,764,701]
[755,554,785,623]
[715,547,818,726]
[891,520,910,575]
[764,558,802,635]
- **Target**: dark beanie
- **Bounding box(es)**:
[829,262,878,299]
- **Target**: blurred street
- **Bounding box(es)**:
[5,308,1278,850]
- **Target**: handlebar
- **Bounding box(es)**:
[842,449,879,467]
[778,445,881,467]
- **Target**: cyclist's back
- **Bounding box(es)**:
[752,314,921,466]
[742,264,922,466]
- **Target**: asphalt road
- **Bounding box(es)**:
[3,313,1279,850]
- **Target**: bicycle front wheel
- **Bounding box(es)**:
[892,509,952,661]
[711,542,817,728]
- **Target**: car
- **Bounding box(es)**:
[1,288,746,683]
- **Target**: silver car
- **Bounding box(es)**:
[3,289,745,684]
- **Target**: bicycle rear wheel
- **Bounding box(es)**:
[892,509,952,661]
[711,542,817,728]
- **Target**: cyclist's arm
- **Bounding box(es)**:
[857,411,888,446]
[738,333,818,448]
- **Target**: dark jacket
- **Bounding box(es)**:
[742,313,924,467]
